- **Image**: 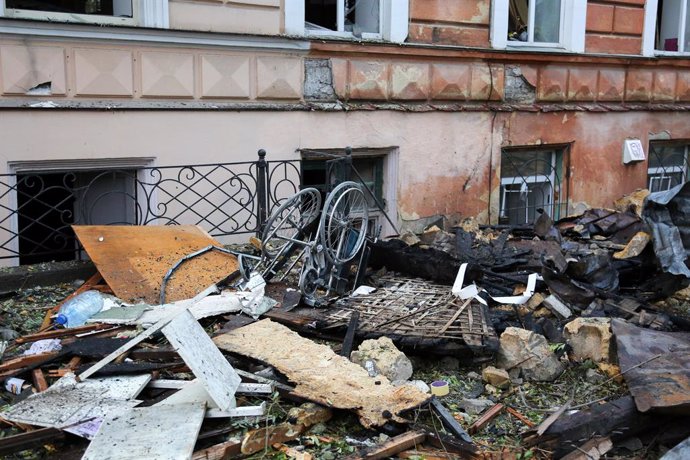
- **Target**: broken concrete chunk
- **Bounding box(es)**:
[496,327,564,382]
[392,379,430,394]
[399,230,421,246]
[482,366,510,389]
[563,317,614,363]
[460,397,494,415]
[350,337,413,382]
[613,231,651,260]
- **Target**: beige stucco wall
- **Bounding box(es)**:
[4,108,687,218]
[168,0,282,35]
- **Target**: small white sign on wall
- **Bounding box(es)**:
[623,139,646,164]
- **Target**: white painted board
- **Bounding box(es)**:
[162,309,240,411]
[82,402,206,460]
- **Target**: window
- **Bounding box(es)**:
[306,0,381,38]
[300,148,398,237]
[285,0,408,43]
[491,0,587,52]
[0,0,168,27]
[647,142,689,192]
[643,0,690,55]
[499,147,568,225]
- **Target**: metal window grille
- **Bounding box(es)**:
[499,147,568,225]
[0,151,300,264]
[647,143,689,192]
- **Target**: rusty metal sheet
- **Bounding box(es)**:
[73,225,238,304]
[611,318,690,414]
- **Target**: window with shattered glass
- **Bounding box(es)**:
[499,147,566,225]
[508,0,563,45]
[4,0,136,25]
[648,142,689,192]
[305,0,381,38]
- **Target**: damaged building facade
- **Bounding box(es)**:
[1,0,690,264]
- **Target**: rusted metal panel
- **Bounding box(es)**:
[611,318,690,414]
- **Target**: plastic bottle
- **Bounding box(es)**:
[54,290,104,328]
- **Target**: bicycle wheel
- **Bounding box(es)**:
[261,187,321,260]
[319,181,369,265]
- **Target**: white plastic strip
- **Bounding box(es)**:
[452,263,539,305]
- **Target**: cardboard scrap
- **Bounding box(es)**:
[213,319,430,428]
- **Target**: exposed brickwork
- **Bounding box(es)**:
[586,34,642,55]
[586,1,644,55]
[408,0,491,48]
[586,4,614,33]
[410,0,489,25]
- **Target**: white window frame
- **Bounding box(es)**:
[643,0,690,56]
[490,0,586,52]
[0,0,168,28]
[285,0,408,43]
[647,144,689,191]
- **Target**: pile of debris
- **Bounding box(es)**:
[1,184,690,459]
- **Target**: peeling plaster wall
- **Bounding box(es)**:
[3,109,689,237]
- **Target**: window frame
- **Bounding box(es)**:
[498,145,568,225]
[285,0,408,43]
[647,142,690,191]
[643,0,690,56]
[490,0,587,53]
[0,0,169,28]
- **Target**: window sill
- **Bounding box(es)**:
[654,51,690,57]
[306,30,384,42]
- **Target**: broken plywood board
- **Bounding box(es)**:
[73,225,238,303]
[611,318,690,414]
[213,319,430,428]
[1,373,149,437]
[82,402,206,460]
[162,309,240,411]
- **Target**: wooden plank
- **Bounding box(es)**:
[340,311,360,358]
[16,324,112,344]
[82,402,206,460]
[192,439,242,460]
[205,402,266,418]
[0,427,64,457]
[346,431,426,460]
[73,225,238,303]
[429,398,473,444]
[162,309,240,411]
[0,353,60,373]
[31,369,48,392]
[468,403,504,435]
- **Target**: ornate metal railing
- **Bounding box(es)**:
[0,150,301,264]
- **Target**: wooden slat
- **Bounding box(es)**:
[468,403,504,435]
[73,225,238,304]
[347,431,427,460]
[162,310,240,411]
[0,427,64,457]
[31,369,48,392]
[16,324,112,344]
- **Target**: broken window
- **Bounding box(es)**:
[16,169,137,265]
[4,0,137,25]
[653,0,690,52]
[647,142,689,192]
[305,0,381,38]
[301,149,387,234]
[499,147,567,225]
[508,0,563,44]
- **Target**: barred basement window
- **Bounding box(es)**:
[499,146,568,225]
[647,142,690,192]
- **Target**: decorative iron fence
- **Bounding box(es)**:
[0,150,301,264]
